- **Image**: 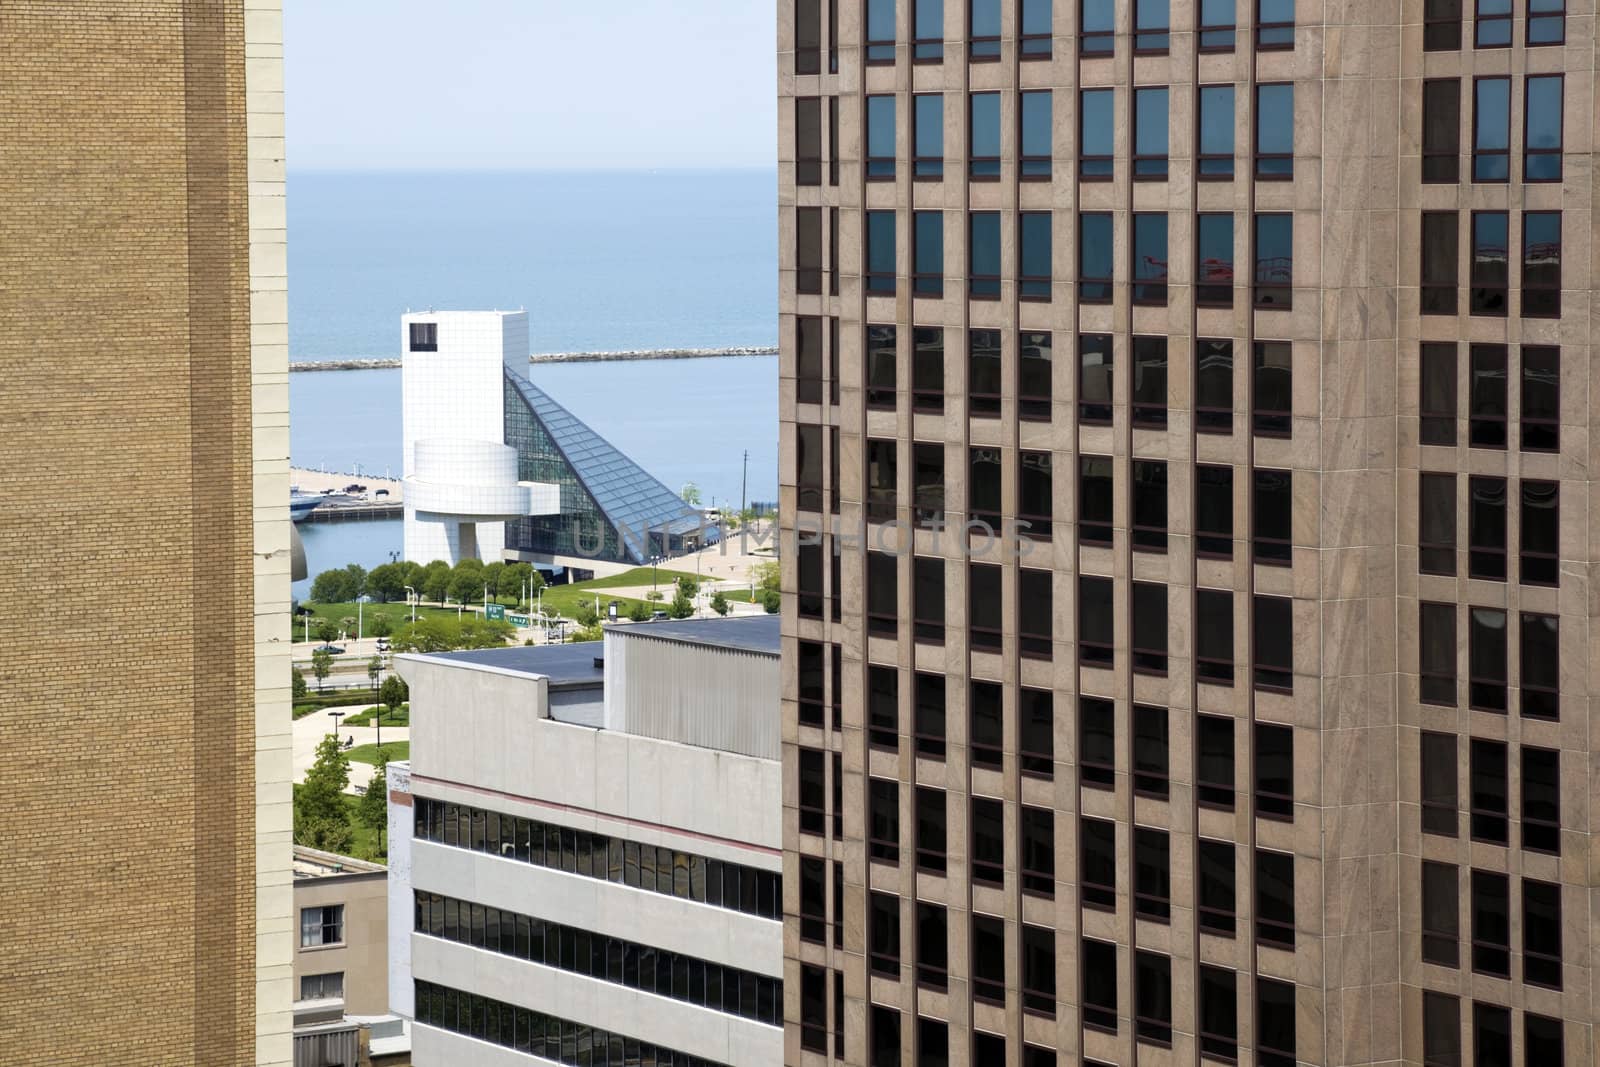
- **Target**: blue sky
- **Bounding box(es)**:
[284,1,777,170]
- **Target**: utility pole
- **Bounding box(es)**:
[740,449,748,516]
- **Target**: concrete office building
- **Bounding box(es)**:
[0,3,292,1063]
[779,1,1594,1065]
[401,310,706,573]
[386,616,784,1065]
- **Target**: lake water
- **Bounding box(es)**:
[288,169,778,595]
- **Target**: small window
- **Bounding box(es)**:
[1197,838,1236,934]
[1256,978,1297,1067]
[1424,0,1462,49]
[917,902,949,989]
[913,672,945,759]
[1255,848,1295,947]
[971,913,1004,1003]
[1252,467,1292,565]
[1255,84,1294,178]
[869,891,900,975]
[1018,450,1052,540]
[1422,80,1461,183]
[865,438,898,524]
[907,326,944,414]
[1254,722,1293,820]
[1135,951,1173,1045]
[1132,704,1169,795]
[1081,0,1115,52]
[796,0,822,72]
[1021,924,1055,1015]
[1467,607,1507,712]
[1520,612,1559,720]
[912,556,944,644]
[1422,992,1460,1067]
[1421,212,1459,314]
[914,786,946,874]
[1081,817,1117,910]
[1079,575,1114,667]
[1468,737,1507,844]
[1019,211,1052,300]
[1518,479,1559,584]
[1133,213,1169,305]
[1081,939,1119,1032]
[1079,454,1113,544]
[1474,0,1511,46]
[798,748,827,835]
[913,93,945,179]
[1019,330,1052,420]
[969,561,1003,651]
[1134,827,1171,921]
[1198,967,1238,1061]
[1198,85,1236,177]
[796,316,823,405]
[912,212,944,297]
[917,1018,948,1067]
[1470,870,1510,976]
[1466,475,1506,581]
[408,321,437,352]
[797,207,823,294]
[971,681,1003,769]
[1253,340,1292,437]
[866,95,896,180]
[1525,1014,1564,1064]
[1256,0,1294,47]
[1253,595,1293,692]
[1080,214,1114,303]
[299,972,344,1001]
[868,778,899,863]
[969,92,1000,179]
[1195,464,1233,558]
[1196,214,1234,306]
[1132,336,1168,427]
[1197,715,1235,809]
[870,1005,900,1067]
[971,797,1004,886]
[865,210,896,294]
[1134,0,1171,52]
[1469,213,1509,315]
[1253,212,1293,308]
[1521,210,1561,318]
[300,904,344,947]
[1019,688,1053,778]
[866,551,897,636]
[1080,89,1114,180]
[1020,806,1055,896]
[1200,0,1237,49]
[1196,589,1235,684]
[968,327,1001,414]
[1022,0,1054,55]
[968,447,1002,530]
[1195,339,1234,433]
[1521,745,1561,853]
[1418,473,1456,576]
[797,424,823,512]
[1523,878,1563,988]
[1420,342,1457,445]
[1131,462,1168,554]
[970,0,1001,58]
[1130,584,1168,678]
[969,212,1001,299]
[1520,345,1559,451]
[1018,567,1053,658]
[1079,697,1115,789]
[913,441,944,523]
[865,0,896,62]
[1528,0,1565,42]
[1468,343,1506,447]
[798,641,825,727]
[1420,730,1459,835]
[1134,88,1170,179]
[913,0,944,60]
[1524,76,1563,181]
[1421,861,1460,967]
[1021,91,1052,179]
[1078,332,1113,423]
[1472,1003,1510,1067]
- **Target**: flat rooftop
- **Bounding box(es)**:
[292,845,385,880]
[613,613,780,656]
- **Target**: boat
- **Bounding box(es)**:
[290,490,324,523]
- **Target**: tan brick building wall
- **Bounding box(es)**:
[0,2,291,1063]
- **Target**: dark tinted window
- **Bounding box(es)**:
[1197,715,1235,808]
[1255,848,1295,947]
[1133,827,1171,920]
[1470,870,1510,977]
[1469,213,1509,315]
[1469,737,1507,844]
[968,327,1001,415]
[1199,966,1238,1061]
[1254,213,1293,307]
[1079,332,1113,422]
[865,210,895,294]
[1421,212,1459,314]
[912,212,943,296]
[1522,210,1561,317]
[1420,730,1458,835]
[969,561,1002,651]
[1132,213,1169,304]
[970,681,1002,769]
[1081,939,1118,1031]
[1196,214,1234,305]
[1079,213,1113,302]
[1421,861,1460,967]
[914,672,945,759]
[971,796,1003,886]
[1131,461,1168,553]
[1135,951,1172,1045]
[1419,472,1456,575]
[1422,79,1461,182]
[1081,817,1116,909]
[1521,345,1559,451]
[1521,744,1561,852]
[1195,464,1233,557]
[969,212,1001,297]
[1467,607,1507,712]
[1254,722,1293,820]
[1019,211,1052,299]
[1197,838,1236,934]
[1467,475,1506,580]
[1132,336,1168,426]
[1079,575,1114,666]
[1420,342,1457,445]
[1079,697,1114,788]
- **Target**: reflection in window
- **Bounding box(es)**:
[911,326,943,412]
[1254,213,1292,308]
[1472,77,1510,181]
[1195,340,1233,433]
[1133,213,1168,305]
[1078,334,1112,424]
[1199,85,1235,178]
[1522,211,1561,318]
[1418,472,1455,576]
[866,0,896,62]
[1524,76,1563,180]
[1421,212,1458,315]
[1022,0,1054,55]
[913,0,944,60]
[865,325,896,409]
[1197,214,1234,306]
[971,0,1001,59]
[1079,455,1113,544]
[1522,346,1559,450]
[1468,607,1507,712]
[1468,342,1506,446]
[969,328,1001,415]
[1420,342,1456,445]
[1132,337,1167,427]
[1418,605,1456,707]
[913,211,943,297]
[1080,213,1113,302]
[1253,340,1291,437]
[1019,331,1052,420]
[1019,212,1051,300]
[865,211,895,294]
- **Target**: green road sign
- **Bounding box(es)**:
[485,604,506,622]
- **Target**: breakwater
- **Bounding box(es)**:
[288,346,777,373]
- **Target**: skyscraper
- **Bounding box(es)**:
[779,1,1589,1064]
[0,3,291,1062]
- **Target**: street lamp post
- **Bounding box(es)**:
[330,710,344,740]
[404,586,417,624]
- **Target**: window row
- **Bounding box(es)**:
[1421,76,1565,184]
[1082,944,1297,1062]
[413,980,730,1067]
[1422,0,1565,50]
[1420,731,1562,851]
[1419,342,1559,452]
[412,891,780,1026]
[411,797,782,921]
[1418,473,1558,585]
[1419,865,1564,986]
[866,1005,1058,1067]
[1422,995,1565,1067]
[833,83,1296,185]
[797,965,846,1057]
[1419,210,1562,318]
[1081,702,1269,812]
[1417,604,1559,718]
[798,325,1290,437]
[866,899,1057,1014]
[829,209,1293,307]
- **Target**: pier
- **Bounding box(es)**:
[287,345,777,373]
[292,468,403,522]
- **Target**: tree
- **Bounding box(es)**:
[379,674,408,719]
[310,567,356,604]
[388,616,514,653]
[365,562,406,602]
[573,600,600,628]
[297,733,350,832]
[339,616,357,639]
[369,614,394,638]
[367,655,382,695]
[356,750,390,855]
[760,588,781,614]
[681,482,702,507]
[750,560,781,596]
[677,576,699,597]
[292,666,308,700]
[710,591,730,616]
[315,619,338,644]
[447,564,485,607]
[296,816,355,854]
[668,589,695,619]
[421,560,453,604]
[482,561,506,602]
[310,647,333,692]
[568,622,604,643]
[627,601,651,622]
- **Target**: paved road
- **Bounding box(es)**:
[292,703,410,795]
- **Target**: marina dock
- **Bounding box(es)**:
[292,468,403,522]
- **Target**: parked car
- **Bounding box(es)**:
[315,644,345,655]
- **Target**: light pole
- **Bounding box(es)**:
[404,586,417,624]
[330,710,344,740]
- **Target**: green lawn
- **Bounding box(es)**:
[347,740,409,765]
[344,704,409,727]
[292,600,459,642]
[571,566,701,590]
[341,793,384,860]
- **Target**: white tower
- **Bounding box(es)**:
[401,310,558,565]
